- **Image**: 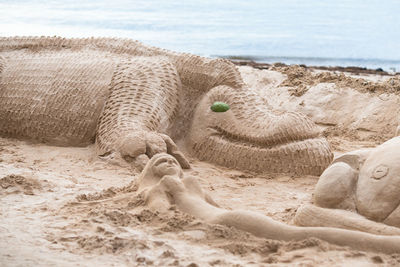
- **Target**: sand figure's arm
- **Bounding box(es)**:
[182,176,220,207]
[142,174,219,214]
[95,58,190,169]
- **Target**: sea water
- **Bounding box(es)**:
[0,0,399,71]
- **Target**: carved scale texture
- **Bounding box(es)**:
[0,52,114,146]
[193,136,332,175]
[0,37,245,92]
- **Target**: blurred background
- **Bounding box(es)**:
[1,0,399,71]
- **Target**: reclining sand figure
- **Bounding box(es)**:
[137,153,400,254]
[295,136,400,236]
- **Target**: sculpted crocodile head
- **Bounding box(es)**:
[188,85,333,175]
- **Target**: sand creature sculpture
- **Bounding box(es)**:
[137,153,400,254]
[0,37,333,175]
[295,136,400,235]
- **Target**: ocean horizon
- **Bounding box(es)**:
[1,0,399,72]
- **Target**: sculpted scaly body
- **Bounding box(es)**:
[0,37,332,174]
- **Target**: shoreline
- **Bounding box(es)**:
[229,59,399,76]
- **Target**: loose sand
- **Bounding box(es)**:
[1,65,400,266]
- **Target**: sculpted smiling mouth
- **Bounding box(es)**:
[208,125,320,150]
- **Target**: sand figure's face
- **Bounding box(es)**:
[152,154,182,177]
[137,153,184,193]
[188,86,333,175]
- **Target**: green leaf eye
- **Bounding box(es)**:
[211,102,230,112]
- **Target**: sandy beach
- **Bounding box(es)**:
[1,63,400,266]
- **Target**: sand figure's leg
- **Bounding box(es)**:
[95,58,190,170]
[210,210,400,254]
[314,161,358,210]
[294,204,400,235]
[313,151,373,210]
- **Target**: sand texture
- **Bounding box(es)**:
[1,62,400,266]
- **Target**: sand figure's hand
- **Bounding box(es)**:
[117,131,190,171]
[159,175,186,195]
[159,133,191,169]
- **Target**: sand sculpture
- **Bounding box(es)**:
[295,136,400,235]
[0,37,332,175]
[137,153,400,254]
